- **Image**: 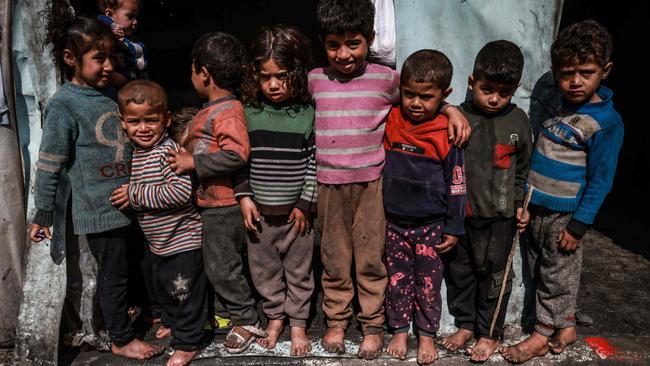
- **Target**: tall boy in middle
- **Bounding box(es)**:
[441,40,533,362]
[169,32,266,354]
[310,0,470,360]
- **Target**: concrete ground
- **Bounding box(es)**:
[1,227,638,365]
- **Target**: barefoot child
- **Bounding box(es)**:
[235,25,317,356]
[112,80,207,366]
[29,12,162,360]
[501,20,623,363]
[383,49,466,365]
[441,40,532,362]
[169,32,267,353]
[311,0,471,359]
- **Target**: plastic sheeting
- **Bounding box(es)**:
[369,0,396,67]
[395,0,564,334]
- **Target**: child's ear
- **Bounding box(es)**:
[104,8,114,17]
[164,111,172,128]
[443,87,453,99]
[467,75,475,91]
[119,116,127,131]
[601,61,613,80]
[63,49,76,68]
[367,31,376,48]
[200,66,210,86]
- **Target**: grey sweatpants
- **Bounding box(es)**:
[247,215,314,328]
[525,206,582,336]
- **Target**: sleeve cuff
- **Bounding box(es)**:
[294,199,314,219]
[32,209,53,227]
[443,220,465,236]
[566,219,589,239]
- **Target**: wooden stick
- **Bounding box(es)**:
[488,186,534,338]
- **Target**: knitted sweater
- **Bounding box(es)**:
[383,106,466,235]
[33,82,132,234]
[128,136,202,256]
[527,86,624,236]
[182,96,250,208]
[461,102,533,219]
[308,62,400,184]
[234,102,317,216]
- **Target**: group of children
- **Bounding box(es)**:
[28,0,623,365]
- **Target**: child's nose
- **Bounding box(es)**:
[337,48,351,60]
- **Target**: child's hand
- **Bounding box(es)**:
[288,208,310,236]
[444,106,472,147]
[516,208,530,232]
[239,196,260,232]
[29,223,52,242]
[557,229,581,252]
[169,148,195,175]
[110,184,131,210]
[111,23,125,41]
[435,234,459,253]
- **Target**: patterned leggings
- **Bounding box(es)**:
[385,220,445,336]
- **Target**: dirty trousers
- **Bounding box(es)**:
[385,220,445,336]
[201,205,259,326]
[444,217,515,339]
[151,249,208,350]
[525,206,582,336]
[247,214,314,328]
[318,179,387,334]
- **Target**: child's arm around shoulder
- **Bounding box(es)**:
[127,142,194,211]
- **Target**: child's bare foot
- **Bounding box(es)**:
[357,332,383,360]
[167,349,198,366]
[156,326,172,339]
[386,332,408,360]
[111,338,164,360]
[441,328,473,352]
[417,335,438,365]
[257,319,284,349]
[290,326,311,356]
[321,327,346,354]
[500,331,549,363]
[466,337,500,362]
[549,327,577,354]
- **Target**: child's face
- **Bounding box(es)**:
[400,80,451,123]
[107,0,139,36]
[468,76,517,114]
[323,32,372,75]
[259,59,291,104]
[554,56,612,104]
[67,44,115,89]
[120,103,171,149]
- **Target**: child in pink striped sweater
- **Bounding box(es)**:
[310,0,471,360]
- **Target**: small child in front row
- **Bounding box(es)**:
[235,24,317,357]
[310,0,471,359]
[383,50,466,365]
[441,40,532,362]
[168,32,267,353]
[501,20,624,363]
[111,80,207,366]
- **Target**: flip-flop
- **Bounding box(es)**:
[224,326,256,354]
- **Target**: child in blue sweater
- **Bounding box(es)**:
[501,20,624,363]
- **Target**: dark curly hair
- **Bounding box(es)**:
[241,25,313,107]
[192,32,247,95]
[316,0,375,41]
[401,49,453,90]
[44,1,117,80]
[552,20,613,70]
[473,40,524,86]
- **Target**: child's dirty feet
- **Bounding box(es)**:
[357,332,383,360]
[166,349,198,366]
[441,328,473,352]
[386,332,408,360]
[417,335,438,365]
[321,327,346,354]
[156,326,172,339]
[257,319,284,349]
[290,326,311,356]
[111,338,164,360]
[500,331,549,363]
[466,337,500,362]
[549,327,577,354]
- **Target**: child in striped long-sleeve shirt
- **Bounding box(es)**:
[111,80,207,366]
[311,0,472,360]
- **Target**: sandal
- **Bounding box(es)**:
[224,322,267,354]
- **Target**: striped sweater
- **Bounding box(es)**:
[308,62,400,184]
[234,102,317,216]
[128,136,202,256]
